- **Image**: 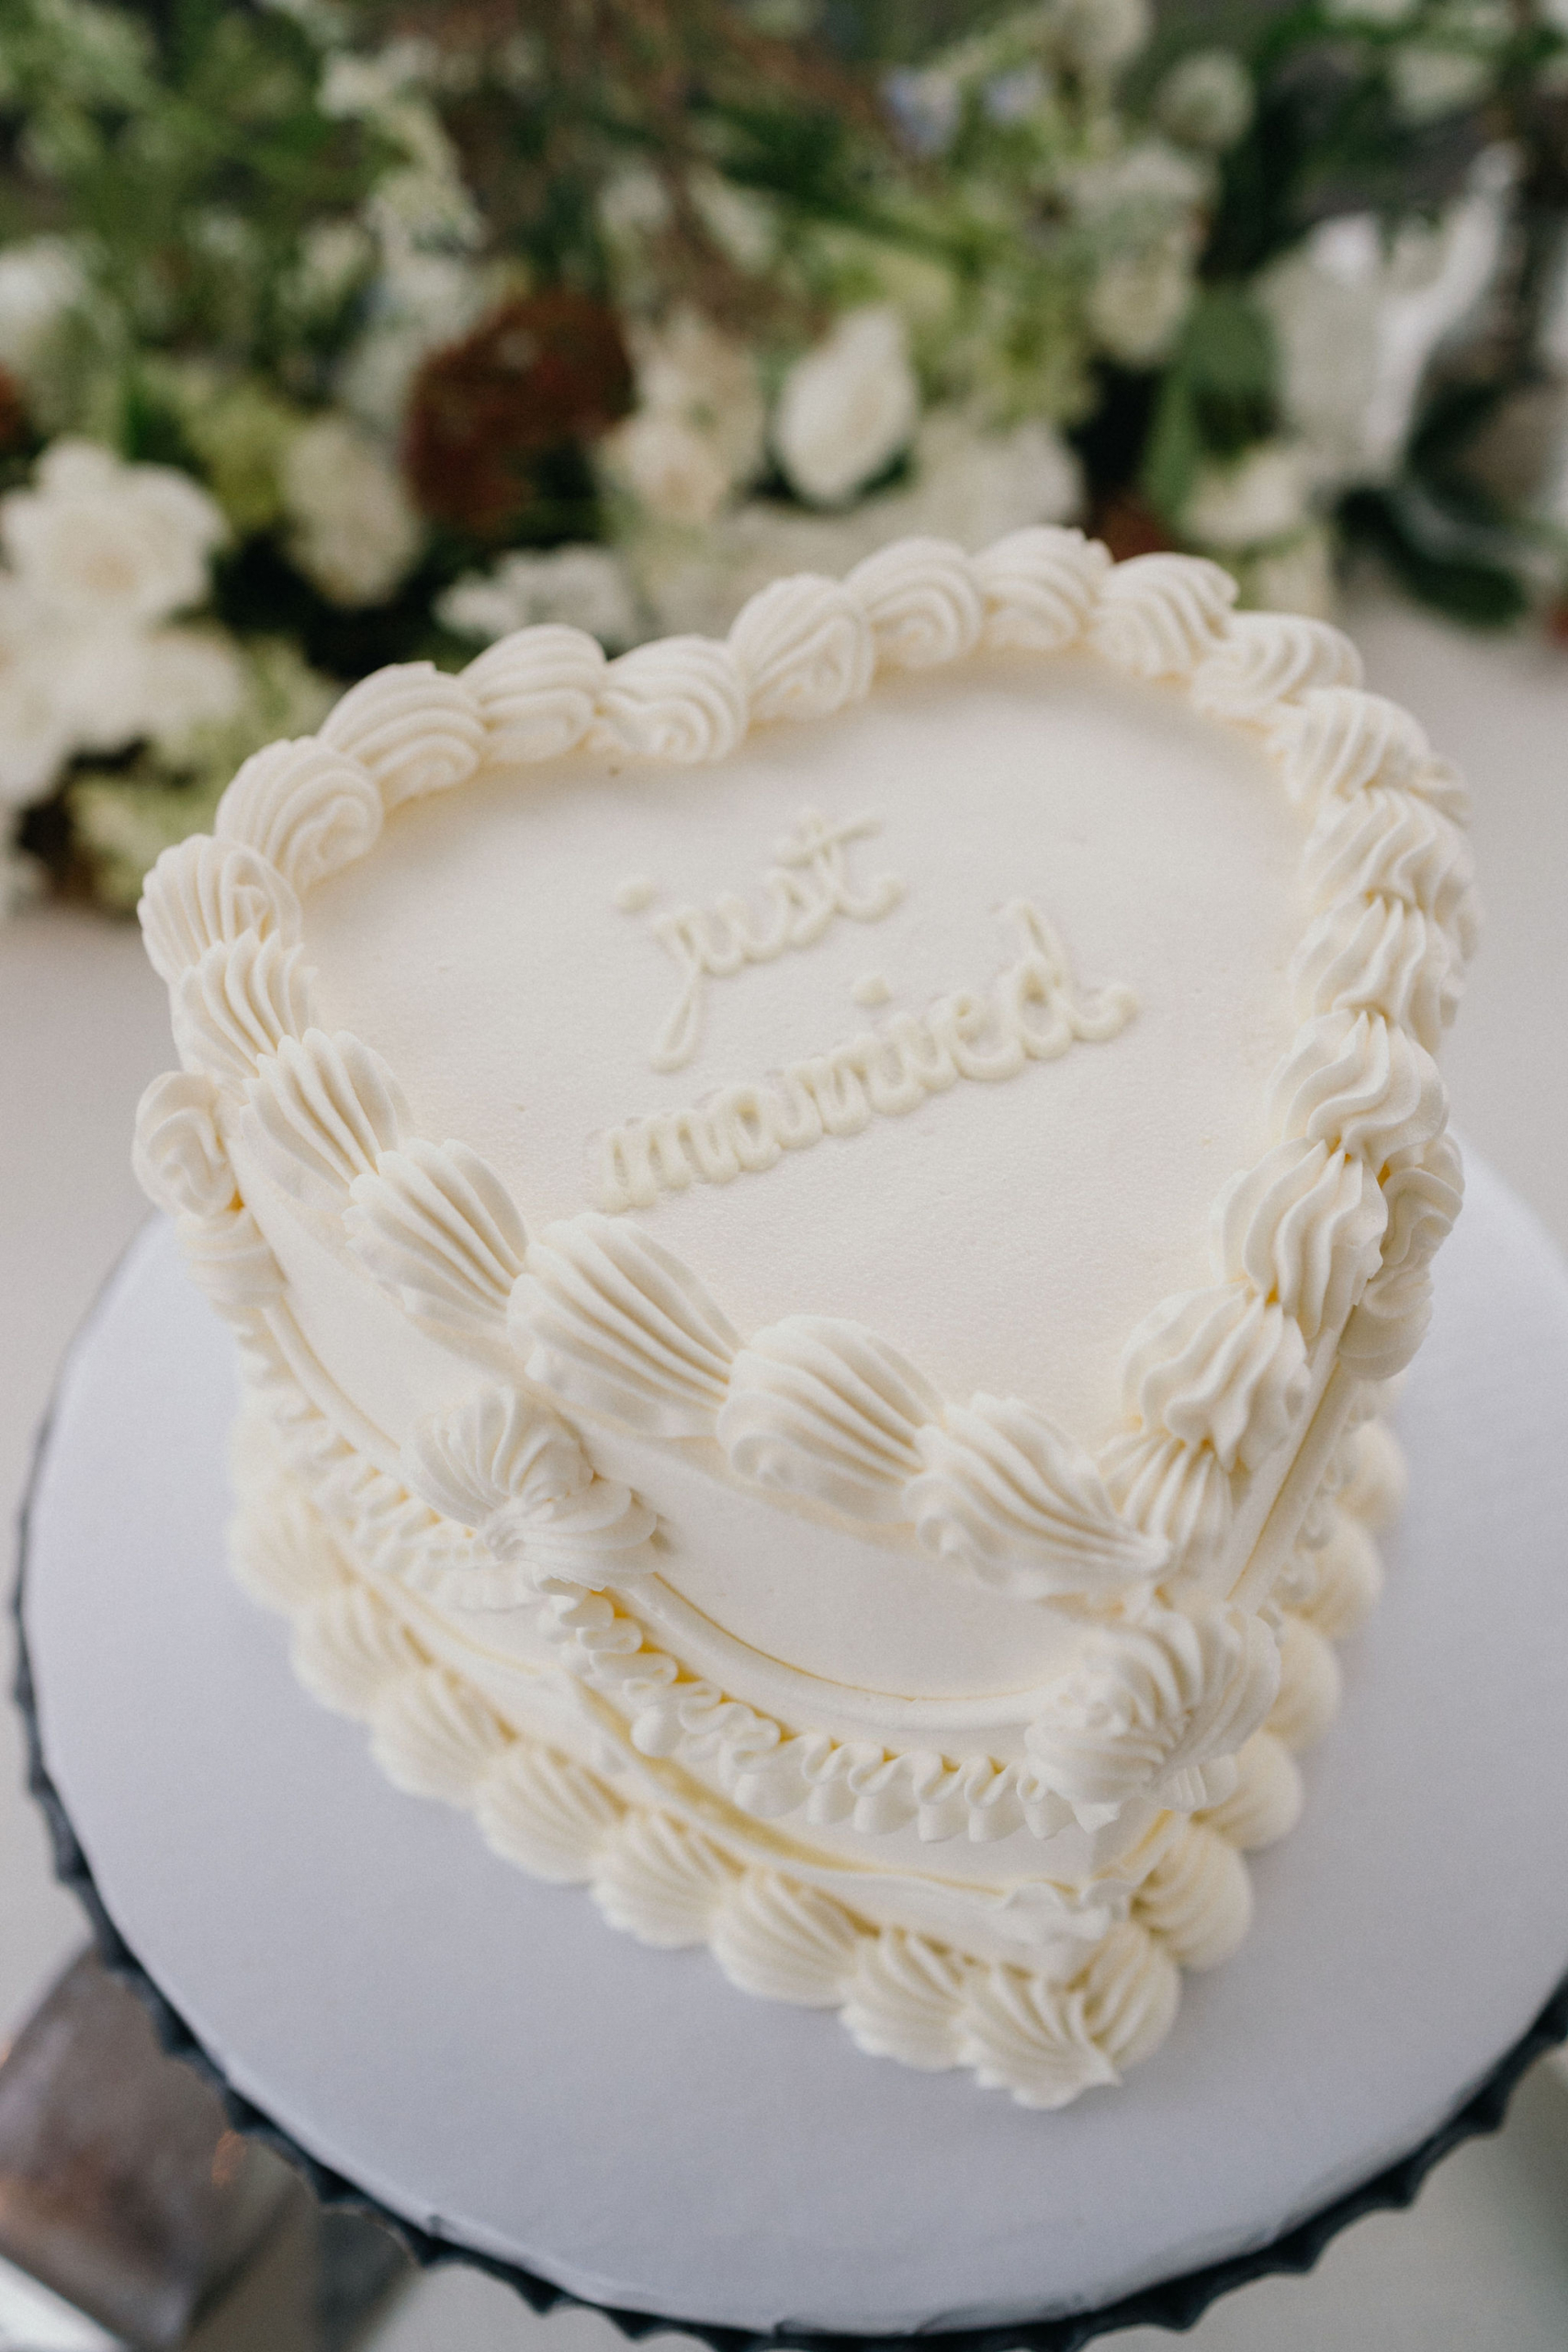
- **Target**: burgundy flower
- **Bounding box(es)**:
[403,288,634,537]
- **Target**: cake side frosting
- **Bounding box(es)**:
[130,530,1473,2102]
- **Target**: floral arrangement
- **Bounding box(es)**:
[0,0,1563,919]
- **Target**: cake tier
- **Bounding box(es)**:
[129,531,1472,2097]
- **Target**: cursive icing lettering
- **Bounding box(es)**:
[638,808,904,1073]
[593,900,1137,1211]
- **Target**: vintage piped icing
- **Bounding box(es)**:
[131,532,1471,2106]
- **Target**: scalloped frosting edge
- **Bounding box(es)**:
[228,1393,1402,2107]
[130,531,1472,1988]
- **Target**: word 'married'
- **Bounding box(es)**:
[593,902,1136,1212]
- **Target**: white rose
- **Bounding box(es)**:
[282,417,422,607]
[437,545,639,648]
[629,409,1082,639]
[1260,147,1512,486]
[0,240,84,387]
[773,308,919,508]
[1,442,226,626]
[1390,45,1492,121]
[908,413,1083,542]
[1183,442,1310,549]
[602,410,735,527]
[632,311,765,481]
[1056,0,1152,74]
[1087,237,1195,365]
[1156,51,1255,151]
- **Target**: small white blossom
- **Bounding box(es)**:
[884,65,962,155]
[1156,51,1255,151]
[0,240,84,388]
[983,63,1046,124]
[1183,442,1311,549]
[597,167,673,247]
[686,169,779,273]
[437,546,639,648]
[602,411,736,526]
[1390,46,1492,120]
[1056,0,1152,75]
[136,628,248,753]
[773,308,919,507]
[1071,140,1212,223]
[1,442,226,626]
[631,409,1080,638]
[634,311,766,481]
[281,417,422,607]
[291,219,375,319]
[1087,238,1195,365]
[1322,0,1419,20]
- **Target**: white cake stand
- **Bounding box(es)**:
[17,1152,1568,2345]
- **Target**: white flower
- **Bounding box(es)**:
[1056,0,1152,74]
[884,64,962,154]
[638,313,764,473]
[1259,147,1513,487]
[437,546,639,648]
[1390,45,1493,120]
[40,621,245,761]
[289,219,374,321]
[629,408,1080,638]
[281,417,422,608]
[597,167,673,247]
[1087,237,1195,366]
[1071,140,1212,224]
[1183,442,1310,549]
[602,411,735,527]
[0,240,84,388]
[1,443,226,627]
[1156,51,1255,151]
[773,308,919,507]
[983,63,1047,124]
[685,169,779,274]
[904,412,1082,542]
[136,628,248,753]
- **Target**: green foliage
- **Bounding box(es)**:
[0,0,387,416]
[1141,286,1279,524]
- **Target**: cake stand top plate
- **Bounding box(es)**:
[18,1153,1568,2337]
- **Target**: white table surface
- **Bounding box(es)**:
[3,590,1566,2346]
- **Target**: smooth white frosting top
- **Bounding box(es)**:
[303,656,1302,1449]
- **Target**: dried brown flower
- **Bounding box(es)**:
[0,367,31,458]
[402,289,635,537]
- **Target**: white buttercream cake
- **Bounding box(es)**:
[131,533,1472,2107]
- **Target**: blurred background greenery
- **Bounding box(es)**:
[0,0,1562,912]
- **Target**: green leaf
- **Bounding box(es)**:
[1340,490,1531,628]
[1141,370,1204,523]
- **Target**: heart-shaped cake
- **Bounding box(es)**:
[133,532,1471,2106]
